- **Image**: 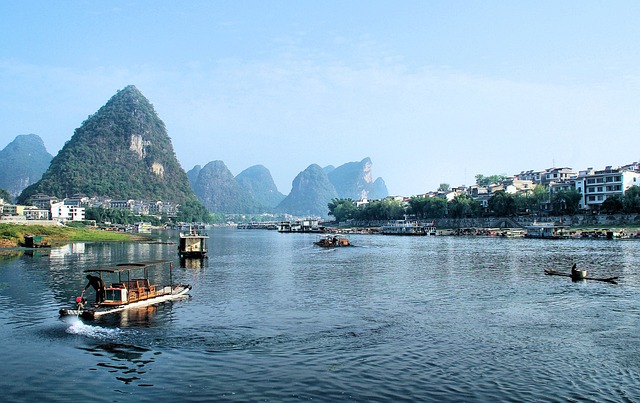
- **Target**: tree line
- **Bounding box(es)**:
[84,199,210,225]
[328,185,640,223]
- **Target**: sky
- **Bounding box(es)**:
[1,1,639,196]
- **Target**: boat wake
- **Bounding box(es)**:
[64,316,123,339]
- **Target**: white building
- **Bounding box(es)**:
[515,168,576,185]
[50,201,86,222]
[575,166,640,210]
[542,167,576,185]
[23,207,50,220]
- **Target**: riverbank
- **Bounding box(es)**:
[0,223,149,248]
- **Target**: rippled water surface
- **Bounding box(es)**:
[1,229,640,402]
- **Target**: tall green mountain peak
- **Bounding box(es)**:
[18,85,198,206]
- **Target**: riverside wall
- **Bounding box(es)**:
[346,214,640,230]
[430,213,640,229]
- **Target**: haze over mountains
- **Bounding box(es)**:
[0,134,52,199]
[3,85,388,218]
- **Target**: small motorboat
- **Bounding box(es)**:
[59,260,192,319]
[314,234,351,247]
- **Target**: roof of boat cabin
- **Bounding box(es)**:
[84,259,172,273]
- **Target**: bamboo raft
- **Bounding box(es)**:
[544,269,618,284]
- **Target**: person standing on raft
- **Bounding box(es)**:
[84,274,106,303]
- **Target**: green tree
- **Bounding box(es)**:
[623,186,640,213]
[358,199,405,221]
[527,185,550,214]
[601,194,624,213]
[176,200,210,223]
[475,174,507,187]
[488,190,517,216]
[437,183,450,192]
[551,188,582,215]
[327,198,357,223]
[408,196,448,219]
[448,194,480,218]
[425,197,448,218]
[407,196,427,219]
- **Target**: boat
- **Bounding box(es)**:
[178,227,209,258]
[59,260,191,319]
[278,218,323,233]
[23,234,50,248]
[544,268,618,284]
[524,224,569,239]
[135,222,152,234]
[237,221,278,230]
[381,220,435,236]
[314,234,351,247]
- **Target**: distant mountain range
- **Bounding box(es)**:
[3,85,388,218]
[326,157,388,201]
[187,161,264,214]
[276,164,339,217]
[0,134,52,200]
[187,157,388,217]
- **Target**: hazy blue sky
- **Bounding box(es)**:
[1,1,638,196]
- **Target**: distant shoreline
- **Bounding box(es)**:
[0,223,149,248]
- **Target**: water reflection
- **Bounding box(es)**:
[79,342,156,386]
[48,242,86,258]
[0,249,23,260]
[180,257,206,269]
[64,312,162,387]
[95,305,162,328]
[3,231,640,401]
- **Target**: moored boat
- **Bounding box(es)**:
[59,260,192,319]
[524,224,569,239]
[178,227,209,258]
[135,222,152,234]
[278,218,323,233]
[23,234,51,248]
[381,220,435,236]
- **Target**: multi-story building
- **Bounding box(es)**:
[575,166,640,210]
[50,201,86,222]
[30,193,59,210]
[23,207,50,220]
[514,167,576,186]
[514,170,543,183]
[541,167,576,185]
[2,204,18,216]
[502,179,535,194]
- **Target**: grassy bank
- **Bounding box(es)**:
[0,223,144,248]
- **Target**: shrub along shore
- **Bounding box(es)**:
[0,223,147,248]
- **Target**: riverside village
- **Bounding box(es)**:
[2,161,640,240]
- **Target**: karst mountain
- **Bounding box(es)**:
[17,85,200,207]
[0,134,52,200]
[189,161,262,214]
[188,158,389,217]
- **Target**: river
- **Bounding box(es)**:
[1,228,639,402]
